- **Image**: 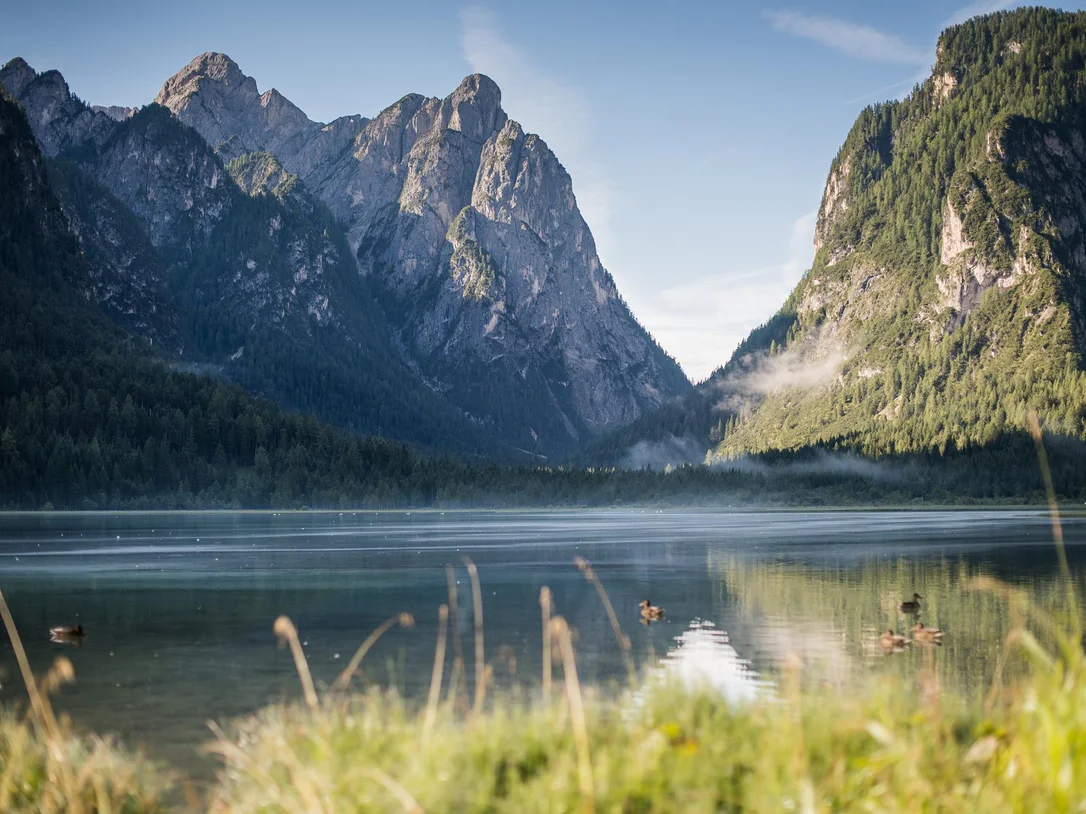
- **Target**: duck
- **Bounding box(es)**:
[912,622,944,643]
[880,629,910,649]
[49,624,85,644]
[639,599,664,622]
[899,593,922,614]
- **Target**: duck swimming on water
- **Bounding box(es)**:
[880,629,910,650]
[899,593,922,614]
[639,600,664,622]
[912,622,944,643]
[49,624,85,645]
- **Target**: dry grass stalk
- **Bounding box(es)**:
[273,615,319,710]
[463,557,487,715]
[424,605,449,733]
[540,586,553,698]
[445,563,465,704]
[574,556,636,683]
[549,616,595,813]
[0,587,83,810]
[333,612,415,691]
[0,587,62,745]
[1028,410,1080,631]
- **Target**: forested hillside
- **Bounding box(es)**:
[713,8,1086,458]
[582,8,1086,477]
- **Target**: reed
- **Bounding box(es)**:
[540,585,553,697]
[550,615,595,813]
[0,588,171,811]
[445,562,465,705]
[333,612,415,691]
[463,557,487,715]
[423,604,449,733]
[273,615,318,709]
[574,556,636,683]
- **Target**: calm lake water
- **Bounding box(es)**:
[0,509,1084,779]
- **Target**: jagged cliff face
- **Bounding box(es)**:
[1,52,686,456]
[46,161,179,348]
[0,58,503,455]
[154,53,689,450]
[710,8,1086,458]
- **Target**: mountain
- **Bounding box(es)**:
[154,53,690,453]
[586,8,1086,468]
[0,59,511,456]
[0,90,473,508]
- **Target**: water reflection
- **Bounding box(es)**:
[654,620,767,704]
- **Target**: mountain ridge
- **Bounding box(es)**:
[152,53,690,451]
[1,52,688,458]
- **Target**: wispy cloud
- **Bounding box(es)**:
[458,6,616,260]
[942,0,1020,29]
[635,211,817,383]
[765,10,930,66]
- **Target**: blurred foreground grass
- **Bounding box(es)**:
[4,590,1085,813]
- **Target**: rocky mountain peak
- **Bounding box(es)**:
[445,74,506,142]
[163,51,249,93]
[155,52,315,160]
[0,57,35,98]
[0,60,116,156]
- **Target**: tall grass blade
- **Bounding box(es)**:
[540,586,553,698]
[574,557,636,684]
[549,616,595,813]
[445,563,465,704]
[333,612,415,691]
[424,605,449,733]
[273,616,319,710]
[0,587,82,811]
[463,557,487,715]
[361,766,425,813]
[1028,410,1081,634]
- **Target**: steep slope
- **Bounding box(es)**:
[155,54,690,454]
[0,92,453,509]
[0,60,501,456]
[582,8,1086,469]
[711,8,1086,458]
[45,159,180,349]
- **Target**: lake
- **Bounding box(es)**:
[0,509,1084,781]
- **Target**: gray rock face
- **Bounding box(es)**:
[155,53,319,161]
[0,58,114,157]
[155,54,689,451]
[92,105,137,122]
[47,161,180,349]
[1,62,360,356]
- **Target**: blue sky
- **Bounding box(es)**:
[4,0,1082,381]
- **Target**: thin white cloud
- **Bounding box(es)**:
[942,0,1020,28]
[635,211,817,383]
[765,10,930,66]
[458,6,617,261]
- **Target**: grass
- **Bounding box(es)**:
[0,710,172,813]
[0,590,172,812]
[205,644,1086,813]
